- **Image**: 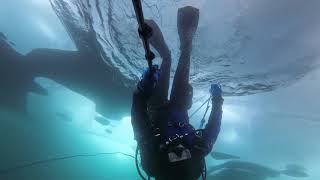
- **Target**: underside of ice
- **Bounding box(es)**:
[50,0,320,96]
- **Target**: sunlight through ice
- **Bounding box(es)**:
[27,77,96,129]
[221,128,239,144]
[30,0,51,7]
[111,116,135,145]
[35,20,57,40]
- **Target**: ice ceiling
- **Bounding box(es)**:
[50,0,320,96]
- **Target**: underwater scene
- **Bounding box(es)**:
[0,0,320,179]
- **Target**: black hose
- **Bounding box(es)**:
[202,159,207,180]
[135,146,148,180]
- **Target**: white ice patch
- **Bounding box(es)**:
[27,77,96,130]
[27,77,136,149]
[110,116,135,146]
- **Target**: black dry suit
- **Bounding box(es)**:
[131,88,223,180]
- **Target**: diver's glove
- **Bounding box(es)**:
[210,84,223,105]
[138,65,160,97]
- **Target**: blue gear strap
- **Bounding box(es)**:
[138,65,160,97]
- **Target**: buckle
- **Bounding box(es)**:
[168,145,192,162]
[179,122,185,128]
[195,130,203,138]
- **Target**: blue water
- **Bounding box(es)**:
[0,0,320,179]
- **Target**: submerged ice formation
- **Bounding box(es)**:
[27,77,96,128]
[50,0,320,96]
[26,77,135,145]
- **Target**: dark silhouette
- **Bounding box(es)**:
[210,151,240,160]
[131,6,223,180]
[207,160,308,180]
[0,31,133,119]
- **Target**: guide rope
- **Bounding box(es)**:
[198,96,211,129]
[189,96,212,119]
[0,152,135,175]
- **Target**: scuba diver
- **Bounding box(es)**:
[131,6,224,180]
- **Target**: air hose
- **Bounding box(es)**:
[135,146,149,180]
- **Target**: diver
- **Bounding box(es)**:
[131,6,223,180]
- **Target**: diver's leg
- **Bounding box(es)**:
[170,6,199,106]
[145,20,172,106]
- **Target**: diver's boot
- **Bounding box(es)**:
[145,19,170,58]
[177,6,199,51]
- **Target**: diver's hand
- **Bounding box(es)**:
[145,20,170,58]
[210,84,223,105]
[138,65,160,97]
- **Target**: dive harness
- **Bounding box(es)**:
[135,119,207,180]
